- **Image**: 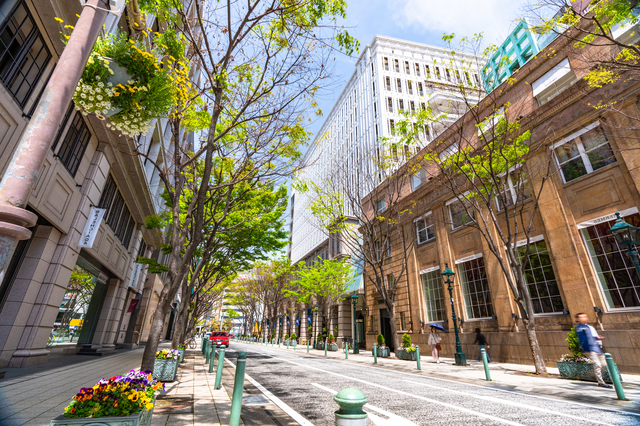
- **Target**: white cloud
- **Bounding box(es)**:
[390,0,530,46]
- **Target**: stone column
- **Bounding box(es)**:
[338,299,351,348]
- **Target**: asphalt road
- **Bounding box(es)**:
[223,341,640,426]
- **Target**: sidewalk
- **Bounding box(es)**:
[0,343,294,425]
[246,340,640,412]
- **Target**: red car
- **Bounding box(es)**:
[209,331,230,347]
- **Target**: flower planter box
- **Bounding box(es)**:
[50,400,155,426]
[153,358,179,382]
[315,343,325,350]
[327,344,338,352]
[373,347,390,358]
[557,361,622,384]
[177,349,185,362]
[396,348,417,361]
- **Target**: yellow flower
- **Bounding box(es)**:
[113,92,119,96]
[146,403,154,411]
[54,17,63,23]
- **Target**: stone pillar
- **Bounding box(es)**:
[338,299,352,348]
[91,277,122,347]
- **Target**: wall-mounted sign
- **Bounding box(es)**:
[128,262,143,288]
[78,207,106,248]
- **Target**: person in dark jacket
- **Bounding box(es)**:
[575,313,612,388]
[474,328,490,362]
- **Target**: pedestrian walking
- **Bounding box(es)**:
[428,327,442,363]
[474,328,490,362]
[575,313,612,388]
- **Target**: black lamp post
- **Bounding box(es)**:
[351,292,360,354]
[278,313,282,344]
[610,212,640,281]
[313,304,318,347]
[442,263,467,366]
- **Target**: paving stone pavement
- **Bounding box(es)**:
[241,339,640,412]
[0,342,293,426]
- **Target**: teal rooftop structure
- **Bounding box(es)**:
[481,19,558,94]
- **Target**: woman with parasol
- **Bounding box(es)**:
[428,324,446,363]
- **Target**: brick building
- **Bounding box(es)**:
[362,21,640,373]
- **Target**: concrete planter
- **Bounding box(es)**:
[315,343,325,350]
[557,361,621,384]
[177,349,185,362]
[396,348,417,361]
[327,344,338,352]
[50,400,155,426]
[373,347,390,358]
[153,358,178,382]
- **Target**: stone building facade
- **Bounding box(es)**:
[0,0,191,368]
[362,24,640,373]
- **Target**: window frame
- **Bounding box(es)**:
[54,109,92,177]
[458,256,494,319]
[421,267,446,322]
[447,197,474,230]
[411,169,426,191]
[415,211,436,244]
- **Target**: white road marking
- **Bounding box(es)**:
[312,382,419,426]
[238,342,640,419]
[404,380,615,426]
[273,357,525,426]
[224,357,314,426]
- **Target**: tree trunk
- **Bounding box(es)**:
[524,317,547,374]
[171,283,191,349]
[387,304,400,351]
[140,291,174,371]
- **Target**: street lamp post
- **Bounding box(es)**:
[442,263,467,366]
[610,212,640,279]
[351,293,360,354]
[313,304,318,347]
[278,313,282,344]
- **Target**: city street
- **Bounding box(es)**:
[226,341,640,426]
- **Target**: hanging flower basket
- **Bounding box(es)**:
[51,370,162,425]
[73,30,189,136]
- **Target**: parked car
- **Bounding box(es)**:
[209,331,230,347]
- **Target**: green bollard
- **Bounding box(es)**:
[346,342,349,359]
[201,337,205,353]
[334,388,368,425]
[209,347,216,373]
[481,348,491,381]
[278,340,281,348]
[215,346,226,389]
[324,341,328,357]
[208,341,214,365]
[205,341,211,364]
[604,353,626,400]
[294,340,297,351]
[373,344,378,364]
[307,340,310,353]
[229,352,247,426]
[416,345,421,370]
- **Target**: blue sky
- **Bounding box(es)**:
[309,0,530,137]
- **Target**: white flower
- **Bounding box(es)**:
[97,95,103,100]
[89,96,94,101]
[81,94,86,98]
[98,82,104,88]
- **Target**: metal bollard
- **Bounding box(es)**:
[205,341,211,364]
[307,340,310,353]
[215,346,226,389]
[229,352,247,426]
[481,348,491,381]
[209,347,216,373]
[373,344,377,364]
[334,388,368,426]
[201,337,205,354]
[345,342,349,359]
[604,353,626,400]
[324,341,328,357]
[416,345,421,370]
[294,340,297,351]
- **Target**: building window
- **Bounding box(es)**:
[389,119,395,135]
[55,110,91,177]
[415,213,435,244]
[396,78,402,93]
[383,57,389,71]
[448,198,474,230]
[385,76,391,90]
[435,67,441,79]
[98,174,136,248]
[386,274,394,289]
[0,0,52,108]
[370,316,376,332]
[425,65,431,78]
[422,269,446,321]
[445,69,453,82]
[394,59,400,72]
[404,61,410,74]
[418,82,424,96]
[376,198,386,213]
[415,63,420,76]
[398,99,404,112]
[387,97,393,112]
[496,171,531,210]
[517,240,564,314]
[407,80,413,95]
[411,169,426,191]
[581,213,640,309]
[532,58,577,105]
[410,100,415,113]
[554,124,616,183]
[459,257,494,319]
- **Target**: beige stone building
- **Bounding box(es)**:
[0,0,189,368]
[361,23,640,373]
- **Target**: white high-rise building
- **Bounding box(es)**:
[288,35,483,264]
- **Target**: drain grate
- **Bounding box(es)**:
[242,394,271,406]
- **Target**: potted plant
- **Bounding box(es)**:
[284,333,289,345]
[153,349,180,382]
[177,345,186,363]
[373,333,390,358]
[73,29,190,137]
[315,332,326,350]
[557,328,621,384]
[326,333,339,351]
[290,333,297,344]
[396,333,418,361]
[51,370,163,426]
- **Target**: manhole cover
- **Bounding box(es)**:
[154,395,194,414]
[243,395,271,406]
